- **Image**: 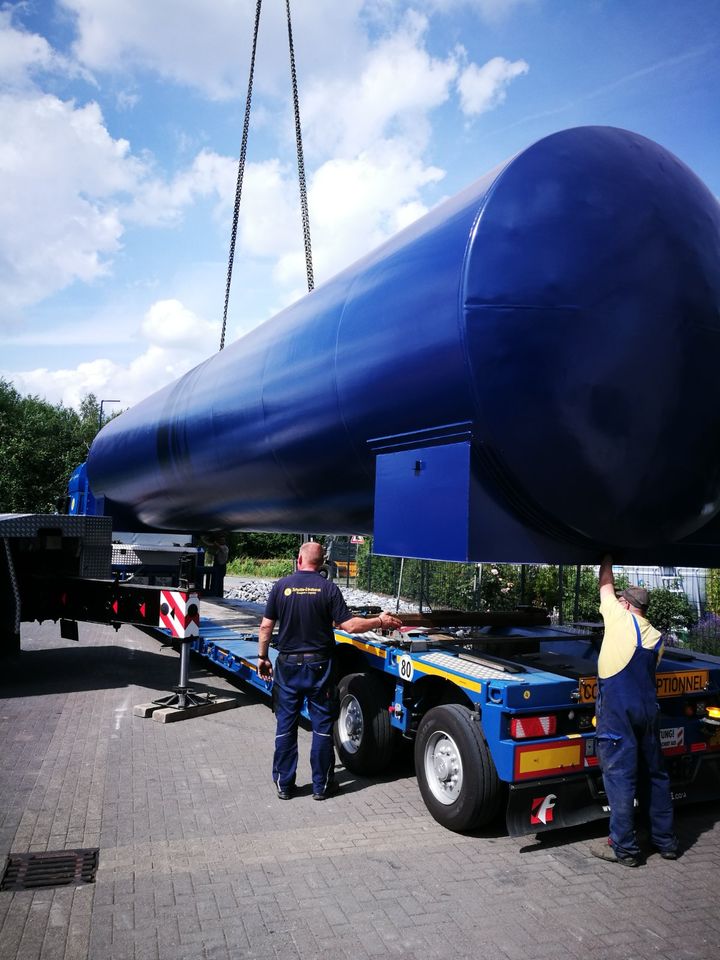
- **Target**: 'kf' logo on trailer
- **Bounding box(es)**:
[530,794,557,825]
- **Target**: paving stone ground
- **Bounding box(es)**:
[1,600,719,960]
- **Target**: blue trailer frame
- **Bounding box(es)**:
[188,614,720,836]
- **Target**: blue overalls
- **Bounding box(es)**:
[596,616,677,858]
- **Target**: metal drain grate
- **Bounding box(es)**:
[1,848,99,891]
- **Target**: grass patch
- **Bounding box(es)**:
[228,557,294,578]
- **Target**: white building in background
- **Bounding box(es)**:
[614,566,706,617]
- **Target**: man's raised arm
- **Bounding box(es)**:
[599,554,616,602]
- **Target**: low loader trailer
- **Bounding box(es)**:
[3,514,720,835]
[189,605,720,836]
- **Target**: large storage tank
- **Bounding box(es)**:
[88,126,720,563]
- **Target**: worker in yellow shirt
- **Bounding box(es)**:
[590,555,678,866]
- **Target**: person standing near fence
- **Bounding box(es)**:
[590,555,678,866]
[201,535,229,597]
[257,541,402,800]
[211,536,229,597]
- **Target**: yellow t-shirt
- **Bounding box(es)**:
[598,594,663,679]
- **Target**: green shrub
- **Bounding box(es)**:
[684,613,720,656]
[357,547,400,595]
[705,569,720,614]
[227,557,294,578]
[647,588,696,634]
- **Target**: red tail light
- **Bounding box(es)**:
[510,715,557,739]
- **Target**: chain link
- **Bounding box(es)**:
[3,538,21,633]
[220,0,315,351]
[219,0,263,352]
[286,0,314,293]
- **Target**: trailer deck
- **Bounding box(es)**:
[185,603,720,837]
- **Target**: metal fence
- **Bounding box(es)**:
[356,549,720,655]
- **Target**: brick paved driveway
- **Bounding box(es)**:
[1,605,718,960]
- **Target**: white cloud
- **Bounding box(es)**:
[7,299,220,408]
[235,160,301,260]
[308,144,444,281]
[0,87,236,310]
[302,11,459,158]
[457,56,529,116]
[0,7,140,310]
[60,0,369,101]
[0,8,85,89]
[0,93,134,308]
[141,298,219,345]
[218,142,444,300]
[115,89,139,111]
[127,150,237,227]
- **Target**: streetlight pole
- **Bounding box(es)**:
[98,399,120,431]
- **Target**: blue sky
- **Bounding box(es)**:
[2,0,719,409]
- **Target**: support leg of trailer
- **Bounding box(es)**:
[151,639,215,708]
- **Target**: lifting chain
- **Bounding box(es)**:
[220,0,262,353]
[219,0,314,352]
[285,0,315,295]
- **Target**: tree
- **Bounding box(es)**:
[706,569,720,615]
[78,394,102,449]
[0,379,95,513]
[230,532,300,561]
[647,589,696,635]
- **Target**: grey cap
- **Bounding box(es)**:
[619,585,649,611]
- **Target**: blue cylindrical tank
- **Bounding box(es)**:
[88,126,720,554]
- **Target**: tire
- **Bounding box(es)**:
[334,672,397,775]
[414,704,502,832]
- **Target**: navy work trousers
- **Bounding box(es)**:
[596,704,676,857]
[272,656,336,794]
[597,692,677,857]
[596,621,676,859]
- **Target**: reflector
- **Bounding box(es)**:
[510,715,557,739]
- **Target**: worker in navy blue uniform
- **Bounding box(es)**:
[257,541,402,800]
[590,555,678,866]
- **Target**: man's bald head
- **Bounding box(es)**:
[298,541,324,570]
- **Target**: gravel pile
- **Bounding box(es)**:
[224,576,420,613]
[224,577,276,605]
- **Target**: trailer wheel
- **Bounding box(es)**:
[415,704,502,832]
[334,672,396,775]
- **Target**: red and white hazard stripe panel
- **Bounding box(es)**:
[158,590,200,638]
[510,715,557,739]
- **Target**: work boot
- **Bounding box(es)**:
[312,781,340,801]
[652,832,680,859]
[590,838,640,867]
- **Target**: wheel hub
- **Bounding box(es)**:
[433,744,454,781]
[340,696,364,753]
[424,730,463,804]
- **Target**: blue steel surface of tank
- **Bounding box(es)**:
[87,126,720,562]
[67,462,99,516]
